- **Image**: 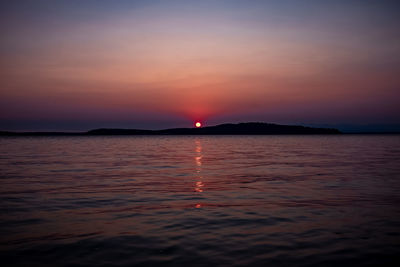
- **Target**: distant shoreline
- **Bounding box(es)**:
[1,122,399,136]
[0,122,338,136]
[1,133,399,136]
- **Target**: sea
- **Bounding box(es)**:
[1,135,400,266]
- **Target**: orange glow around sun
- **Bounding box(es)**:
[195,122,201,128]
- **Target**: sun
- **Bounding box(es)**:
[195,122,202,128]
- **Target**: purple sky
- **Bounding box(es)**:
[1,0,399,131]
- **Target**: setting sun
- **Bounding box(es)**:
[195,122,202,128]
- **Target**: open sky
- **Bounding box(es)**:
[1,0,399,131]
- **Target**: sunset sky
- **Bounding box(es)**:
[1,0,399,131]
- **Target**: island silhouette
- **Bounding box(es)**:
[0,122,340,135]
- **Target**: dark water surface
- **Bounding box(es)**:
[1,135,400,266]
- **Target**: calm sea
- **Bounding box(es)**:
[1,135,400,266]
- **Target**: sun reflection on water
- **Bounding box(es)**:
[195,181,204,192]
[194,139,204,207]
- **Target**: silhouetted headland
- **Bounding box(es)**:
[0,122,341,136]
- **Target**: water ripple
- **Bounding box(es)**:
[1,135,400,266]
